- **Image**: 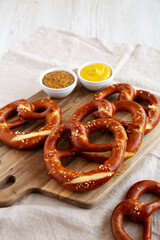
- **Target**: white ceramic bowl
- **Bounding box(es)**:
[39,68,77,98]
[77,61,114,91]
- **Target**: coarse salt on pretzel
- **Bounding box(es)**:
[0,99,61,149]
[111,100,146,159]
[111,180,160,240]
[69,99,115,163]
[44,118,127,192]
[126,90,160,133]
[94,83,160,133]
[70,99,146,160]
[0,99,31,129]
[70,99,114,122]
[94,83,136,101]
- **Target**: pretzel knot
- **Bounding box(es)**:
[0,99,61,149]
[94,83,160,134]
[111,180,160,240]
[44,118,127,192]
[70,99,146,160]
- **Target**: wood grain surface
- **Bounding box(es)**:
[0,81,160,208]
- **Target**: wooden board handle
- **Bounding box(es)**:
[0,176,25,207]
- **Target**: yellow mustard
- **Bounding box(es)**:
[80,63,111,82]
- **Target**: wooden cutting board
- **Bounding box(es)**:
[0,80,160,208]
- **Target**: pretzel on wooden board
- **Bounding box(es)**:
[94,83,160,134]
[111,180,160,240]
[44,118,127,192]
[0,99,31,128]
[0,99,61,149]
[70,99,147,160]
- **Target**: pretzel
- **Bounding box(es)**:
[94,83,160,133]
[0,99,61,149]
[70,99,146,160]
[44,118,127,192]
[111,180,160,240]
[94,83,136,101]
[127,89,160,133]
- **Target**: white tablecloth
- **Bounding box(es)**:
[0,28,159,240]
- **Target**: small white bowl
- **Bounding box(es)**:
[77,61,114,91]
[39,68,77,98]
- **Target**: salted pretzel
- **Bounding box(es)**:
[70,99,146,160]
[127,89,160,133]
[111,180,160,240]
[0,99,61,149]
[94,83,160,133]
[94,83,136,101]
[44,118,127,192]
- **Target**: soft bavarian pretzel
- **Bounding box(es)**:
[94,83,136,101]
[44,118,127,192]
[126,89,160,133]
[100,100,147,160]
[94,83,160,133]
[0,99,31,129]
[70,99,147,160]
[0,99,61,149]
[111,180,160,240]
[70,99,115,163]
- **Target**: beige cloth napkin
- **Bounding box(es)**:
[0,27,160,239]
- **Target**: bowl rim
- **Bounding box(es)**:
[77,61,114,84]
[39,67,77,92]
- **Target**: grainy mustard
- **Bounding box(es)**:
[42,71,74,89]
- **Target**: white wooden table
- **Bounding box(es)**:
[0,0,160,61]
